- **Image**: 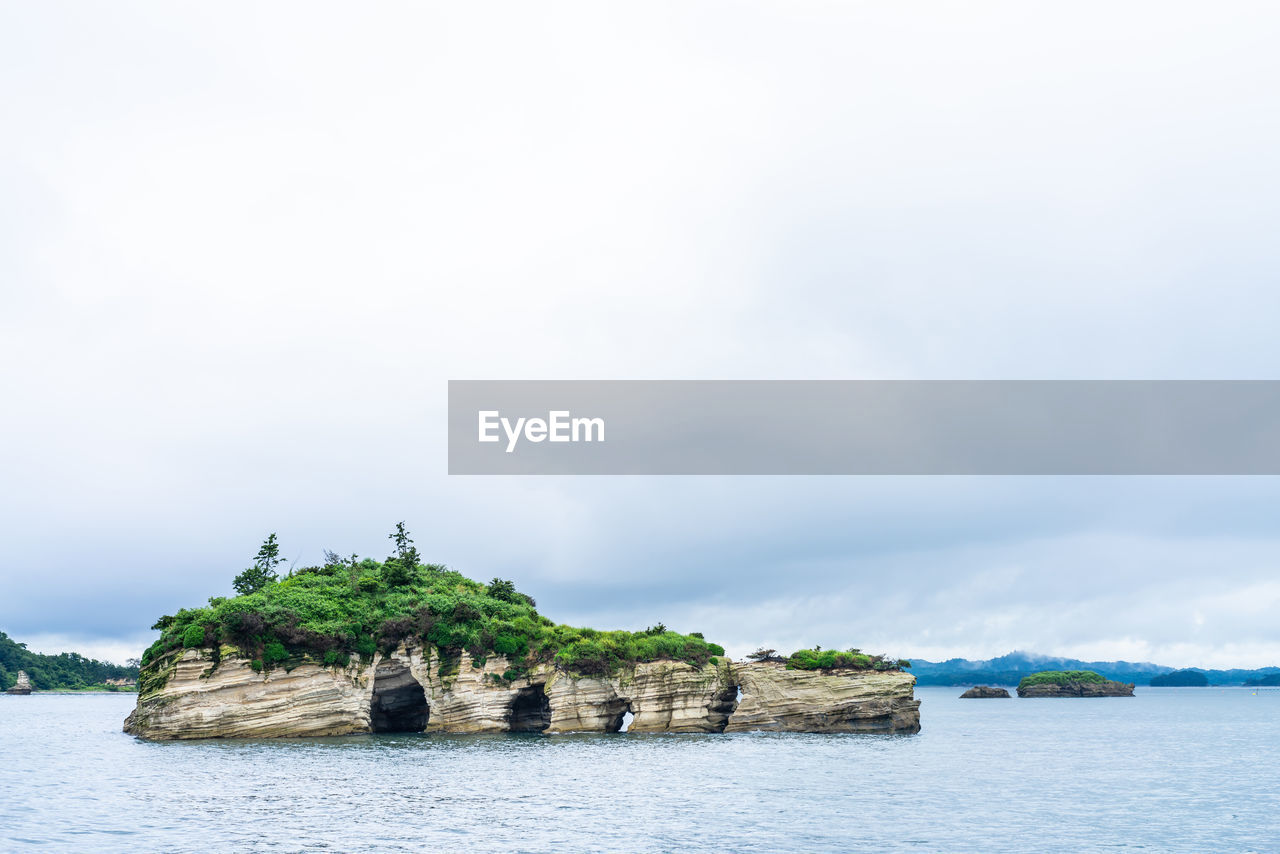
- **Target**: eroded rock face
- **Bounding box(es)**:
[124,646,921,739]
[550,658,740,734]
[390,646,739,734]
[123,648,374,739]
[960,685,1011,698]
[412,646,554,733]
[1017,679,1134,698]
[6,670,32,695]
[726,662,920,733]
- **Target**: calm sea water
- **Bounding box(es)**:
[1,687,1276,852]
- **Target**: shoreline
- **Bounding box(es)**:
[6,689,137,696]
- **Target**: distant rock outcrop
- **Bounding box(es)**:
[959,685,1009,698]
[124,645,921,739]
[6,671,32,694]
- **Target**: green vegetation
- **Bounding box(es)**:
[0,630,139,691]
[141,527,726,688]
[383,522,419,587]
[1150,669,1209,687]
[783,647,909,672]
[182,624,206,648]
[1017,669,1106,689]
[232,532,285,595]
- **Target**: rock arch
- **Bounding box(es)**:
[602,699,632,733]
[706,683,741,733]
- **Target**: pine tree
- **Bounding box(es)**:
[233,533,284,595]
[383,522,419,586]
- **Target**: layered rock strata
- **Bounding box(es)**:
[6,670,32,695]
[124,644,920,740]
[727,662,920,733]
[123,648,374,739]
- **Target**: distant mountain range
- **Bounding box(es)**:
[908,651,1280,687]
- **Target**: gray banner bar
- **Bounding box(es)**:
[447,381,1280,474]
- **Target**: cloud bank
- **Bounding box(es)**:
[3,2,1279,666]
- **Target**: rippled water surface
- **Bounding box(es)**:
[1,687,1277,852]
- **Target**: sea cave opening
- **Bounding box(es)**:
[509,684,552,733]
[370,660,429,733]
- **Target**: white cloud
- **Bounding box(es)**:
[3,2,1280,667]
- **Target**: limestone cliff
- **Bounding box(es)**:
[727,662,920,733]
[123,647,374,739]
[6,670,32,695]
[546,657,739,734]
[125,644,920,740]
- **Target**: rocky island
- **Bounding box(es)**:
[959,685,1009,698]
[1016,670,1134,697]
[125,529,920,739]
[6,670,32,695]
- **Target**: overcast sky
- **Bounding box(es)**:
[4,2,1280,668]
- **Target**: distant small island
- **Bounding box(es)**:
[1017,670,1134,698]
[959,685,1010,698]
[1150,669,1209,687]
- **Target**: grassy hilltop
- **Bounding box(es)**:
[143,527,725,684]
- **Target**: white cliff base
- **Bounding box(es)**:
[125,644,920,740]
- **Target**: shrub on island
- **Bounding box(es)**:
[782,647,910,673]
[181,625,206,649]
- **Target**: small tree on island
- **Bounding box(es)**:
[747,648,784,662]
[487,577,536,608]
[488,578,518,602]
[233,533,285,595]
[389,522,419,566]
[345,553,361,592]
[383,522,420,587]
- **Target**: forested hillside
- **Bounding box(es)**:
[0,631,139,691]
